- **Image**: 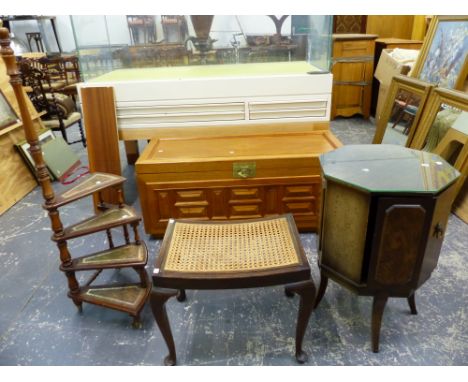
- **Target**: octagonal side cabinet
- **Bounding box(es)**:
[315,144,460,352]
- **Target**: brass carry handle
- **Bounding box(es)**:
[237,168,251,178]
[233,162,256,179]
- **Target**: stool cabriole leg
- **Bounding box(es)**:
[177,289,186,302]
[150,288,179,366]
[407,293,417,315]
[313,272,328,309]
[285,279,316,364]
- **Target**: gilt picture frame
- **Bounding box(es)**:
[0,89,20,131]
[412,16,468,91]
[372,75,434,147]
[410,87,468,197]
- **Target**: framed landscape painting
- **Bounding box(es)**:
[412,16,468,90]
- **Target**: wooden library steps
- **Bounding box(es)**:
[43,172,152,327]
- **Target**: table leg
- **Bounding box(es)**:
[150,288,179,365]
[124,140,140,165]
[285,279,316,364]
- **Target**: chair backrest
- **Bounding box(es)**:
[38,56,67,83]
[62,55,82,84]
[18,59,73,121]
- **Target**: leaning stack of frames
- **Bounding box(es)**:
[0,28,151,327]
[374,15,468,221]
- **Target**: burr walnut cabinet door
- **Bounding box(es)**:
[368,197,434,291]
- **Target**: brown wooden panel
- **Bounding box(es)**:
[366,16,415,39]
[230,187,260,200]
[0,126,37,214]
[284,201,314,214]
[333,85,364,116]
[211,189,228,219]
[374,204,427,286]
[321,181,370,284]
[176,205,208,219]
[453,178,468,223]
[284,185,315,198]
[333,16,367,34]
[265,186,279,215]
[0,57,41,215]
[230,204,261,218]
[333,62,367,82]
[334,40,373,57]
[331,36,376,119]
[175,189,206,202]
[419,183,458,286]
[156,190,171,220]
[80,86,121,206]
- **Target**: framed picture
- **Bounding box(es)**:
[372,75,434,147]
[0,89,20,131]
[412,16,468,90]
[410,87,468,198]
[16,129,56,180]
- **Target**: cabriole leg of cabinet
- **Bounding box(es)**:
[371,294,388,353]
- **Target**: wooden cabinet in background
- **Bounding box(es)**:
[136,130,342,236]
[331,34,378,119]
[371,38,423,116]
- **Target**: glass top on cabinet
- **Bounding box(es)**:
[69,15,332,81]
[320,145,460,194]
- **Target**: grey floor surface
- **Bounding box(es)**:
[0,117,466,366]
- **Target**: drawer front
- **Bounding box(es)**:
[334,40,374,57]
[230,204,262,218]
[230,187,261,200]
[284,201,315,215]
[248,99,328,120]
[175,189,207,202]
[284,185,316,198]
[176,205,209,219]
[138,177,321,235]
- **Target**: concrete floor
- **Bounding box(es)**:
[0,117,467,366]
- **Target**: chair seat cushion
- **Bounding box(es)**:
[43,112,81,128]
[45,92,76,115]
[42,81,66,91]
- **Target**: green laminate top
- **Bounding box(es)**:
[88,61,322,83]
[320,145,460,194]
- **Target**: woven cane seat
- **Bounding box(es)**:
[153,214,311,289]
[165,216,300,273]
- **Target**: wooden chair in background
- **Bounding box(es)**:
[18,59,86,147]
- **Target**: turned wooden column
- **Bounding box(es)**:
[0,27,81,308]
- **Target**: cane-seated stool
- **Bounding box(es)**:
[150,214,316,365]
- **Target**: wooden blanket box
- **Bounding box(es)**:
[136,130,342,236]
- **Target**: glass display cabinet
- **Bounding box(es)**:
[75,16,333,138]
[70,15,332,80]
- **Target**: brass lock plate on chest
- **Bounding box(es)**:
[233,162,256,179]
